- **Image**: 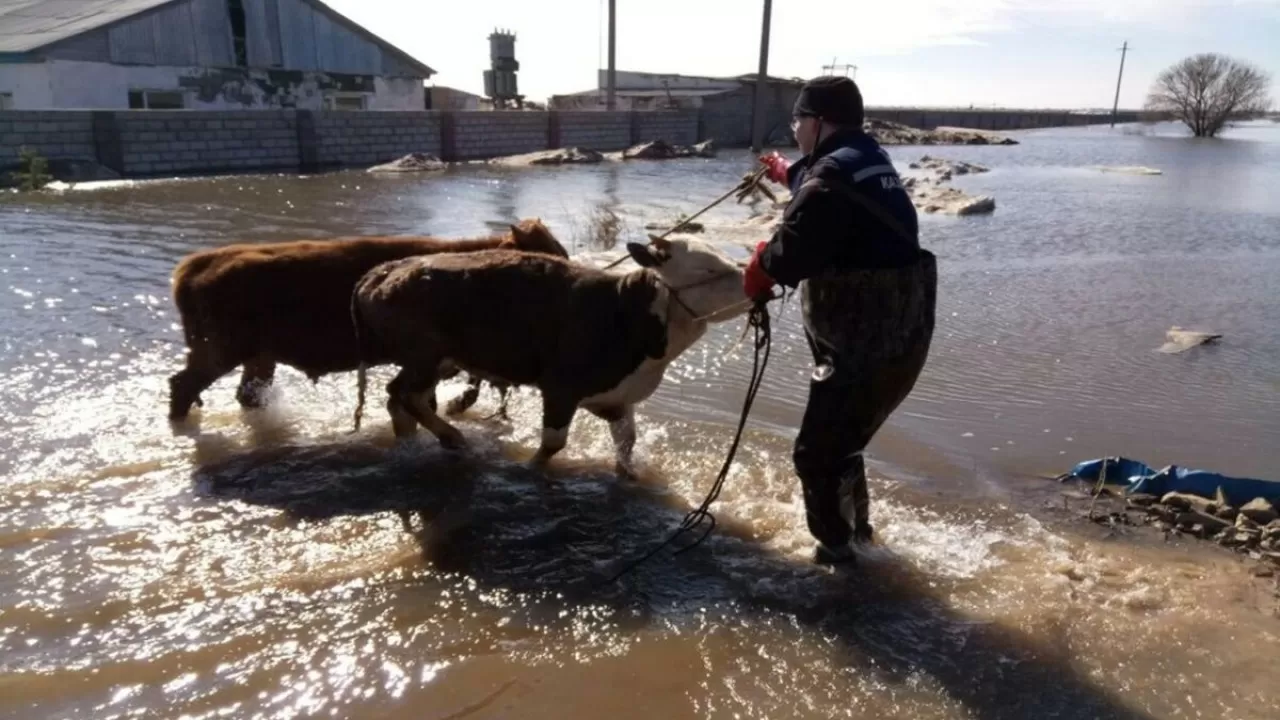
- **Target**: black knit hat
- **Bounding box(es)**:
[793,75,864,126]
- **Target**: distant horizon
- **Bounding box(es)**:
[327,0,1279,112]
[427,70,1160,112]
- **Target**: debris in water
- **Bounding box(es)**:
[1158,326,1223,354]
[1094,166,1163,176]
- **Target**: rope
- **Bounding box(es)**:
[603,294,775,585]
[602,167,770,271]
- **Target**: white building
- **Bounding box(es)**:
[0,0,434,111]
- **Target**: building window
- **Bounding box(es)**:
[0,92,13,110]
[128,90,187,110]
[324,94,368,111]
[227,0,248,67]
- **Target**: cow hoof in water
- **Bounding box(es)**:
[437,430,468,451]
[615,461,641,483]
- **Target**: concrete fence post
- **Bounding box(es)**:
[295,110,318,172]
[439,111,458,161]
[91,111,124,174]
[547,110,561,150]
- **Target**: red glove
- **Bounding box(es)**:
[743,241,776,300]
[759,151,791,184]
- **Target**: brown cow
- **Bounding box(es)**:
[350,235,749,479]
[168,219,567,421]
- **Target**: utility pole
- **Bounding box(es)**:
[750,0,773,152]
[606,0,617,110]
[1111,40,1129,127]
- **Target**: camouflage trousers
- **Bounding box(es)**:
[793,250,937,547]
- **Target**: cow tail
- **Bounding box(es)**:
[170,256,206,348]
[350,283,369,433]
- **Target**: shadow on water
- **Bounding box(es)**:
[192,435,1155,720]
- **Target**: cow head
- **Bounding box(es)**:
[625,235,748,324]
[505,217,570,258]
[618,271,670,360]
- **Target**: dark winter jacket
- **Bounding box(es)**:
[758,128,921,286]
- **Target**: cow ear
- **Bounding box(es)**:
[626,242,663,268]
[509,223,527,239]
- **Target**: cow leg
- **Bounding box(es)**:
[493,383,512,420]
[589,405,639,481]
[168,349,234,421]
[530,394,578,471]
[444,374,482,416]
[235,356,276,409]
[384,372,420,438]
[389,366,467,450]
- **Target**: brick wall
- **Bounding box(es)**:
[700,85,798,147]
[116,110,299,175]
[634,110,699,145]
[451,111,549,160]
[557,111,632,150]
[1,107,1131,179]
[0,111,95,165]
[314,111,442,167]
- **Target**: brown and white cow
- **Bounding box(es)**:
[350,235,749,479]
[168,219,568,421]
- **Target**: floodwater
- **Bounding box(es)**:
[2,121,1278,719]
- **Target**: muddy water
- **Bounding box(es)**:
[2,121,1279,719]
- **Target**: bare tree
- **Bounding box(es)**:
[1145,53,1272,137]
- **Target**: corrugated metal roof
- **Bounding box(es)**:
[0,0,434,77]
[0,0,173,53]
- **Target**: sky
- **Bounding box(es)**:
[325,0,1280,110]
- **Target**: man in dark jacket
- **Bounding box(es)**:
[743,75,937,565]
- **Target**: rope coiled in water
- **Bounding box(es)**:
[604,296,774,584]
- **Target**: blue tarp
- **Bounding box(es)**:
[1064,456,1280,506]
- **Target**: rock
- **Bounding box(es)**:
[1237,513,1259,529]
[367,152,447,173]
[1160,492,1217,514]
[1174,511,1229,534]
[1240,498,1278,525]
[490,147,605,166]
[1157,326,1223,354]
[1126,493,1160,507]
[1215,505,1239,521]
[1250,564,1275,578]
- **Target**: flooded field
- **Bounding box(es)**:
[2,121,1279,719]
